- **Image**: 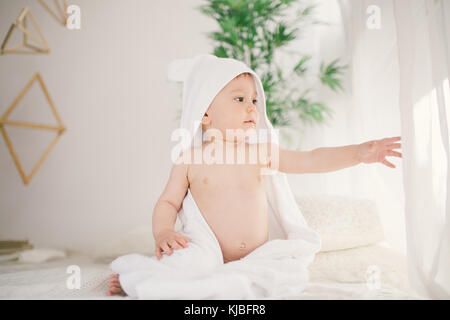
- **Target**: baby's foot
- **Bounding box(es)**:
[107,274,126,296]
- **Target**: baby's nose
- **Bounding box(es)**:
[247,103,257,112]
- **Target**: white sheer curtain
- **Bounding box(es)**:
[393,0,450,299]
[328,0,406,254]
[338,0,450,299]
[285,0,408,254]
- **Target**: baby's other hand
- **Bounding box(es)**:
[154,229,190,260]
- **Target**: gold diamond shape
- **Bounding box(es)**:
[38,0,69,26]
[0,72,66,185]
[0,7,50,55]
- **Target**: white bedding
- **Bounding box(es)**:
[0,252,422,300]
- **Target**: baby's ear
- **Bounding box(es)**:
[201,112,210,124]
[201,113,210,131]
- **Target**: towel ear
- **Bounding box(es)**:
[167,58,195,82]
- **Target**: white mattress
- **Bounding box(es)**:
[0,252,422,300]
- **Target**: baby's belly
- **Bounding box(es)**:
[191,188,269,263]
[218,221,269,263]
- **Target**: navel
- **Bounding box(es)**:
[239,242,246,250]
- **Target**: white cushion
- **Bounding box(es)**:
[17,248,66,263]
[308,243,412,295]
[295,194,385,252]
[89,226,155,263]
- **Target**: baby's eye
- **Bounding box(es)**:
[234,97,258,104]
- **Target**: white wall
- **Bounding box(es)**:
[0,0,216,254]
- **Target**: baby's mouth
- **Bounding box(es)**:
[243,119,256,126]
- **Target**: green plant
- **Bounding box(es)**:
[194,0,347,129]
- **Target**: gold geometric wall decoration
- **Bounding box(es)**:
[0,7,50,55]
[38,0,69,26]
[0,72,66,185]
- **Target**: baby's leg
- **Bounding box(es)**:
[109,237,222,298]
[107,274,125,296]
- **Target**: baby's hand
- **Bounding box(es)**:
[357,136,402,168]
[154,229,190,260]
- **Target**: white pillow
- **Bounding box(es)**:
[308,243,412,295]
[89,226,155,263]
[295,194,385,252]
[18,248,66,263]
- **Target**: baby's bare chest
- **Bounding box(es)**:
[187,163,268,226]
[188,163,263,191]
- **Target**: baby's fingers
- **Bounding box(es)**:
[182,236,191,244]
[161,242,173,256]
[155,247,163,260]
[176,237,190,248]
[387,143,401,149]
[168,239,182,250]
[382,158,396,168]
[387,150,402,158]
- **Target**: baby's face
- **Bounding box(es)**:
[202,73,259,142]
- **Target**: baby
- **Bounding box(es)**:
[108,72,402,296]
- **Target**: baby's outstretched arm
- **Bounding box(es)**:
[266,136,402,174]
